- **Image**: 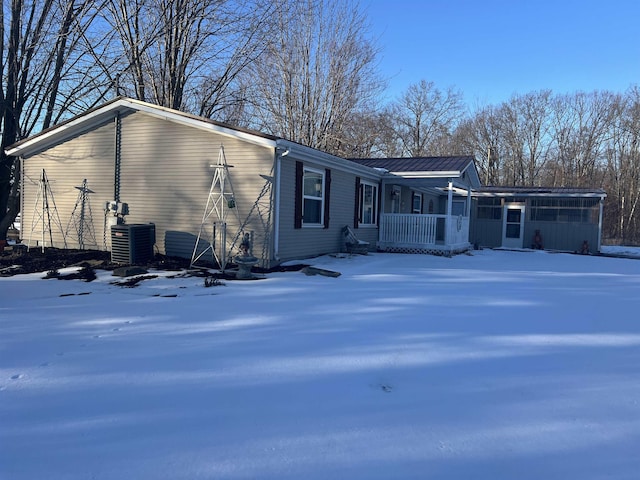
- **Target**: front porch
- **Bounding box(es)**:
[378,213,471,255]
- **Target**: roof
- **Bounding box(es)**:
[5,97,384,180]
[349,155,482,189]
[349,156,475,174]
[6,97,280,157]
[475,186,607,198]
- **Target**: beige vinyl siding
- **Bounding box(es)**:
[276,156,378,263]
[118,112,275,265]
[20,121,116,250]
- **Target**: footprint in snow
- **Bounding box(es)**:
[11,374,23,380]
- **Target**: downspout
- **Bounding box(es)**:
[114,112,122,202]
[272,148,284,262]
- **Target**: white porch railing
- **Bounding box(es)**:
[379,214,470,252]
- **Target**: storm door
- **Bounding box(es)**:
[501,204,525,248]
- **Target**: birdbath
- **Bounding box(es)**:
[235,233,258,280]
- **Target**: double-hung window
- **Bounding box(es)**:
[359,181,378,226]
[303,167,324,226]
[412,192,422,214]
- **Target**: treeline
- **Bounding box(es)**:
[1,0,638,243]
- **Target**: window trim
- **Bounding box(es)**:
[302,166,325,227]
[359,180,378,227]
[412,191,422,214]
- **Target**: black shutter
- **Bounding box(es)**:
[294,161,303,229]
[354,176,361,228]
[323,168,331,229]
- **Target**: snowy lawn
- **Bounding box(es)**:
[2,249,640,479]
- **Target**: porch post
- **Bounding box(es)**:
[597,197,604,251]
[466,187,471,216]
[446,180,453,245]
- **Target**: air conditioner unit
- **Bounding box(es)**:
[110,223,156,265]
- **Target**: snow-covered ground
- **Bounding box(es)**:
[2,248,640,480]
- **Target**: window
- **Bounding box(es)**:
[412,192,422,214]
[359,181,378,226]
[477,197,502,220]
[295,162,330,229]
[303,167,324,226]
[529,198,599,223]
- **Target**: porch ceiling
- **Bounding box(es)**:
[383,177,471,196]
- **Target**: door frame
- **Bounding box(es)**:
[502,203,525,248]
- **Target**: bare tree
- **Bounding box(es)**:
[385,80,464,157]
[247,0,383,154]
[550,91,616,187]
[495,91,554,186]
[453,105,503,184]
[0,0,102,242]
[102,0,275,117]
[603,88,640,242]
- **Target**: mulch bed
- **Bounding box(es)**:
[0,246,307,278]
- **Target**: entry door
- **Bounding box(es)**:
[502,204,525,248]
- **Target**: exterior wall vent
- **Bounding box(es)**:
[110,223,156,265]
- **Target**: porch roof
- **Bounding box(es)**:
[350,156,481,188]
[350,156,473,173]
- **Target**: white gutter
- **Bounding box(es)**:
[391,171,462,178]
[277,140,383,180]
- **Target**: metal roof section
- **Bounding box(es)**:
[475,185,607,198]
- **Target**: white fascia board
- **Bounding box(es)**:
[472,191,607,199]
[126,100,277,149]
[5,103,122,157]
[278,140,383,180]
[391,171,462,179]
[461,162,482,188]
[6,98,277,157]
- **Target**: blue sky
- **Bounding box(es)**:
[365,0,640,106]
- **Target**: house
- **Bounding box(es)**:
[6,97,385,268]
[470,186,606,253]
[5,97,606,266]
